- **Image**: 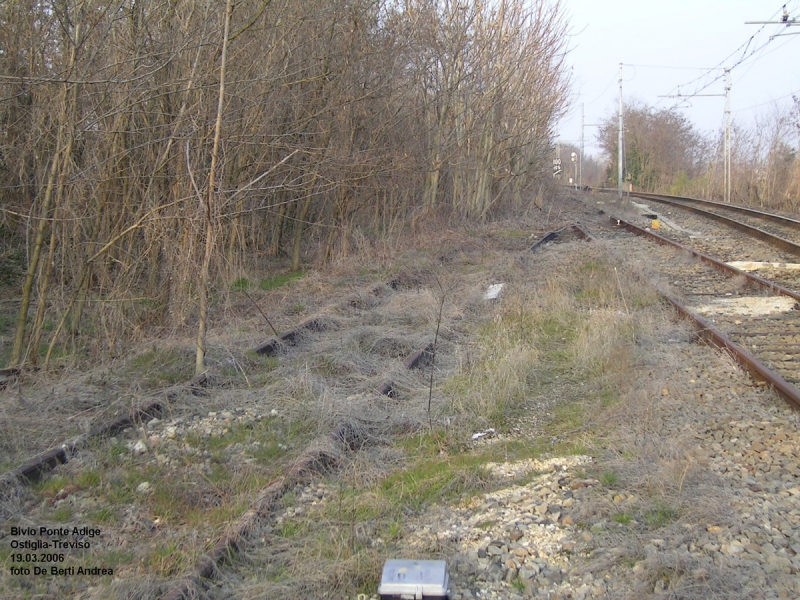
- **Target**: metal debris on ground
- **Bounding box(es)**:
[471,428,495,441]
[483,283,504,300]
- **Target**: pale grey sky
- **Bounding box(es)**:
[559,0,800,157]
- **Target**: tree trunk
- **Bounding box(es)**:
[196,0,233,377]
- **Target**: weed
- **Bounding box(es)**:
[380,456,492,512]
[619,555,639,568]
[280,519,303,538]
[580,259,605,273]
[88,508,117,523]
[127,346,194,388]
[387,521,402,540]
[643,502,678,528]
[600,470,619,486]
[108,443,128,461]
[34,475,71,498]
[76,470,102,488]
[146,541,187,577]
[231,277,251,291]
[612,511,633,524]
[260,271,305,291]
[50,506,74,522]
[287,303,305,315]
[244,350,279,369]
[512,576,527,592]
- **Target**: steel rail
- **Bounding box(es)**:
[610,216,800,302]
[608,216,800,411]
[633,191,800,229]
[628,192,800,257]
[664,294,800,411]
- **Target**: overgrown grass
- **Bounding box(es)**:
[125,346,194,388]
[643,501,679,528]
[260,270,306,291]
[231,277,252,291]
[444,251,656,428]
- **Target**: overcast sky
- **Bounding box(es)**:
[559,0,800,158]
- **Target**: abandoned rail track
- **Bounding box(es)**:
[4,192,800,599]
[1,226,541,599]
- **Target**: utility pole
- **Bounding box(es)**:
[580,103,584,188]
[618,63,624,200]
[724,69,731,204]
[659,69,731,202]
[580,102,602,189]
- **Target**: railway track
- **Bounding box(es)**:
[5,189,800,598]
[633,192,800,250]
[0,226,543,599]
[586,190,800,407]
[622,192,800,292]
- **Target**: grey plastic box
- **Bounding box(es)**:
[378,559,449,600]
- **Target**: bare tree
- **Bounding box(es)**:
[0,0,573,368]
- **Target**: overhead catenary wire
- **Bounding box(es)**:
[659,2,797,112]
[733,89,799,113]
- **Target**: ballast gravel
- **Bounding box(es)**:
[386,339,800,600]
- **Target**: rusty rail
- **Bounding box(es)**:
[610,216,800,411]
[611,217,800,302]
[629,192,800,258]
[633,191,800,229]
[664,294,800,411]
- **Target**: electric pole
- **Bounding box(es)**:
[580,102,602,189]
[618,63,624,200]
[580,103,584,188]
[659,68,731,203]
[724,69,731,204]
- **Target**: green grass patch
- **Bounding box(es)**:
[50,506,74,522]
[88,507,117,523]
[231,277,251,291]
[612,511,634,524]
[260,270,305,291]
[180,416,312,466]
[126,346,194,388]
[76,470,102,488]
[33,475,71,498]
[579,259,606,273]
[643,502,678,528]
[279,519,305,538]
[326,430,548,528]
[379,452,490,512]
[599,470,619,486]
[244,351,279,369]
[145,541,188,577]
[287,302,305,315]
